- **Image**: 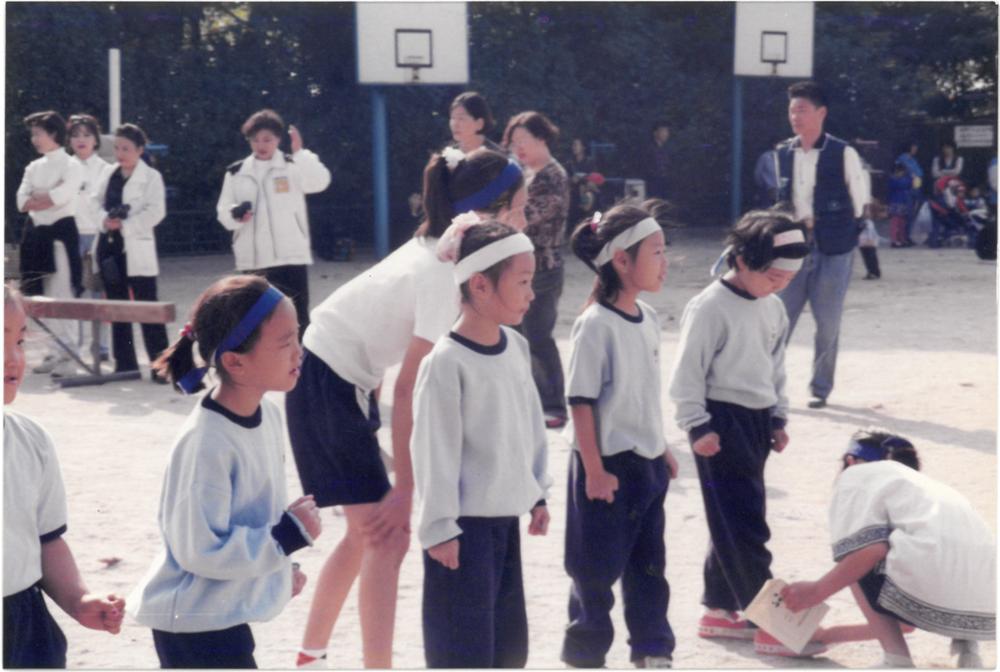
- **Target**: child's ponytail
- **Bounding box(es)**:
[153,331,199,393]
[417,153,455,239]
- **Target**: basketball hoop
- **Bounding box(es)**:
[760,31,787,76]
[395,29,432,84]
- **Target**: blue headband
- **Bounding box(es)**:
[451,160,523,214]
[177,286,285,395]
[845,439,887,462]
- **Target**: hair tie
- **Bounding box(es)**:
[436,212,482,263]
[452,160,523,214]
[176,286,285,395]
[590,211,603,232]
[179,322,195,341]
[441,146,465,171]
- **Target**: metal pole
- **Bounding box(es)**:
[109,48,121,131]
[730,76,743,224]
[372,88,389,259]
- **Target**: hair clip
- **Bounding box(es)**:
[590,211,603,232]
[441,146,465,171]
[179,322,195,341]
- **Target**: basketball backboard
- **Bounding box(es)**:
[734,2,813,77]
[356,2,468,85]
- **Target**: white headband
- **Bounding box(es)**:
[594,217,662,266]
[769,229,807,271]
[453,233,534,284]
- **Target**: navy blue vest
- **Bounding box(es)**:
[776,133,859,254]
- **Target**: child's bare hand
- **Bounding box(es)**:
[73,593,125,634]
[289,125,303,153]
[585,469,619,503]
[771,428,789,453]
[780,580,822,612]
[428,539,459,570]
[692,432,721,457]
[105,218,122,231]
[240,211,253,223]
[291,563,307,598]
[528,505,549,536]
[288,495,322,540]
[664,449,679,478]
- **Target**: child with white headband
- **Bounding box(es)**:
[560,203,677,668]
[668,210,808,651]
[411,220,551,668]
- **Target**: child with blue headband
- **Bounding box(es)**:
[129,275,322,668]
[780,429,995,667]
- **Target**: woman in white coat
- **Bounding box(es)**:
[215,109,331,336]
[92,123,168,381]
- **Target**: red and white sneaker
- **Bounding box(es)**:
[753,630,827,658]
[697,609,757,640]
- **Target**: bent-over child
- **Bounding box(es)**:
[129,276,321,668]
[668,210,808,649]
[411,220,551,668]
[4,285,125,668]
[560,205,678,668]
[782,430,995,668]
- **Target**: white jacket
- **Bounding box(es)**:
[215,150,331,271]
[92,159,166,277]
[71,153,110,236]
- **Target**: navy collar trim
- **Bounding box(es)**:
[598,300,644,323]
[448,329,508,355]
[202,393,262,428]
[719,278,757,301]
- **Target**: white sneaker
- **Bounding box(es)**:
[635,655,672,668]
[50,359,78,378]
[33,355,63,374]
[878,652,915,668]
[952,639,983,668]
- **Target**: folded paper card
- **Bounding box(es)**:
[744,578,830,654]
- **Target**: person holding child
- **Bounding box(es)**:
[216,109,331,336]
[286,147,525,669]
[782,430,995,668]
[4,285,125,668]
[669,210,808,646]
[560,205,678,668]
[129,276,322,668]
[411,219,551,668]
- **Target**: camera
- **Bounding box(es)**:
[107,204,131,220]
[231,201,252,219]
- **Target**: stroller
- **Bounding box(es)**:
[927,176,980,248]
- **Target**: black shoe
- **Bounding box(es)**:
[150,371,169,385]
[807,397,827,409]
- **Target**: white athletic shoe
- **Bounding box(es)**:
[50,359,78,379]
[635,655,672,668]
[33,355,63,374]
[952,639,983,668]
[877,651,915,668]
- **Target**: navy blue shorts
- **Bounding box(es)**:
[285,348,391,507]
[153,624,256,668]
[3,583,67,668]
[859,570,915,627]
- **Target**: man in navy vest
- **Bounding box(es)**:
[774,81,870,409]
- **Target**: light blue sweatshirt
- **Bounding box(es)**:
[129,395,310,633]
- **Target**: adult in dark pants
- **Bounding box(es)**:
[773,81,870,409]
[644,121,672,199]
[216,109,331,337]
[503,110,570,427]
[93,124,169,382]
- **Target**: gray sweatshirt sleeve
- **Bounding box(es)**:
[163,439,286,581]
[411,351,465,549]
[668,295,724,433]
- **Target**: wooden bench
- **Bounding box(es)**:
[23,296,176,388]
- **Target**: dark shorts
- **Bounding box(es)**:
[153,624,256,668]
[285,348,391,507]
[3,583,67,668]
[859,570,915,627]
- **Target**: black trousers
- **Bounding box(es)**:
[694,399,774,612]
[152,624,256,668]
[3,584,67,669]
[859,246,881,277]
[422,517,528,668]
[251,264,309,338]
[562,451,674,667]
[100,253,169,372]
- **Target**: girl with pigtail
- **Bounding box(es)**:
[560,204,678,668]
[285,146,526,668]
[411,219,551,668]
[129,275,322,668]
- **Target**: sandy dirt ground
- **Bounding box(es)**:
[11,228,996,669]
